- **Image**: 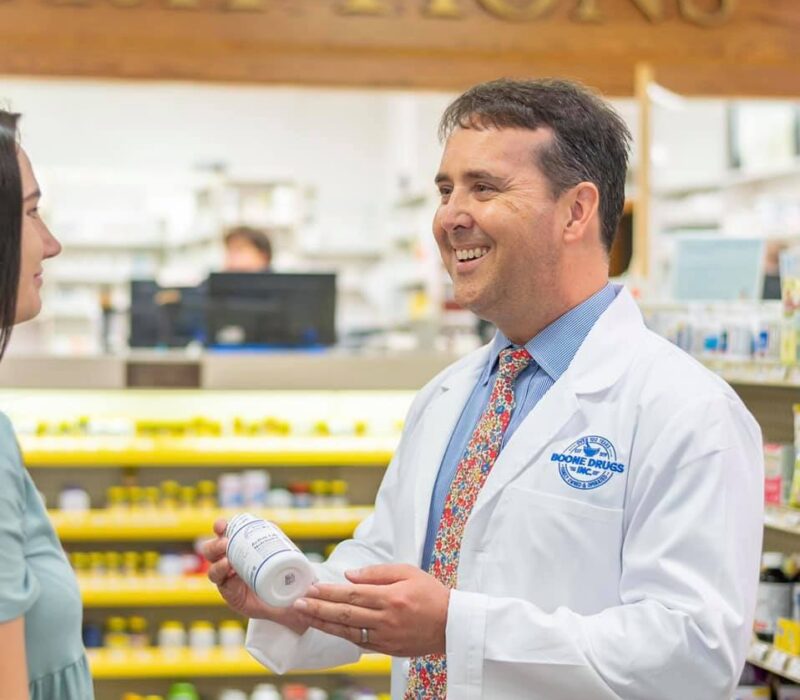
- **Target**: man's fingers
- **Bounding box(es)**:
[213,518,228,537]
[304,583,385,610]
[201,534,228,563]
[299,614,379,650]
[293,597,382,629]
[208,557,234,586]
[345,563,417,585]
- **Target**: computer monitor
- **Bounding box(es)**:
[672,236,765,301]
[129,280,207,348]
[206,272,336,348]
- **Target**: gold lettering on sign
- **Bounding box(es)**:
[339,0,387,14]
[166,0,201,9]
[424,0,463,18]
[573,0,603,21]
[679,0,734,26]
[225,0,266,11]
[476,0,556,21]
[45,0,91,6]
[628,0,663,22]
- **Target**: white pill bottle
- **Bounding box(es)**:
[225,513,317,607]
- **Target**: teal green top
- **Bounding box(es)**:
[0,412,94,700]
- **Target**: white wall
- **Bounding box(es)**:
[1,78,439,249]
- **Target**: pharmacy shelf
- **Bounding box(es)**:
[50,507,373,541]
[87,647,391,679]
[19,435,398,468]
[78,575,223,607]
[747,639,800,683]
[655,159,800,197]
[699,360,800,389]
[764,505,800,536]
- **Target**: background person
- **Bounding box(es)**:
[222,225,273,272]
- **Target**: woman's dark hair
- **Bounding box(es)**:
[0,109,22,360]
[439,78,631,253]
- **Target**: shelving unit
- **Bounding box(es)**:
[20,435,399,468]
[764,505,800,537]
[50,507,374,541]
[4,388,400,697]
[747,640,800,684]
[79,575,223,607]
[87,648,391,680]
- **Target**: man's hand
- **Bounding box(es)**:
[293,564,449,657]
[202,518,310,635]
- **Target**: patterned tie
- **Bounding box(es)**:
[404,347,533,699]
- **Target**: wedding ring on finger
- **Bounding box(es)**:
[360,627,369,645]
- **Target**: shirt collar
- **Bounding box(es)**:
[480,282,619,386]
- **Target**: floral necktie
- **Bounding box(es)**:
[404,347,533,699]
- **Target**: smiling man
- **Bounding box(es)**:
[204,78,763,699]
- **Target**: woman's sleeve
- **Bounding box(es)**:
[0,417,40,622]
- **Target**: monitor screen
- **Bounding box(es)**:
[206,272,336,348]
[672,236,765,301]
[129,280,207,348]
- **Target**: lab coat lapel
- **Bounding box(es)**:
[470,287,644,520]
[411,347,489,561]
[471,375,582,518]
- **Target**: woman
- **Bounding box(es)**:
[0,109,94,699]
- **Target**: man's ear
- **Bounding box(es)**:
[562,182,600,244]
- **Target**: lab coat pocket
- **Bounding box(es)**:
[480,487,624,614]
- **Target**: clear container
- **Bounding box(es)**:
[754,551,792,642]
[218,620,245,649]
[58,486,90,512]
[250,684,281,700]
[218,691,248,700]
[158,621,187,649]
[188,620,216,651]
[242,470,270,507]
[218,473,244,508]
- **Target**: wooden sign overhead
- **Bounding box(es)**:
[0,0,797,96]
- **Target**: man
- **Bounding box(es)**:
[203,79,763,699]
[223,225,272,272]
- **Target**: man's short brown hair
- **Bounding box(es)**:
[223,226,273,260]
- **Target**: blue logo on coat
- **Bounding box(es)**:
[551,436,625,490]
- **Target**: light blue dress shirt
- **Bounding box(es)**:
[421,283,619,570]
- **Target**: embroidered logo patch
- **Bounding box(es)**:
[551,435,625,490]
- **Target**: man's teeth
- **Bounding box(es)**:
[455,247,489,262]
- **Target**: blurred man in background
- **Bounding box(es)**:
[223,225,272,272]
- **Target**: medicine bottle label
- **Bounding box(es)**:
[227,513,300,590]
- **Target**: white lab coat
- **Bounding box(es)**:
[247,288,764,699]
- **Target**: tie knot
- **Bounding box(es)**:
[498,347,532,380]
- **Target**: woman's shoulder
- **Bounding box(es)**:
[0,411,23,473]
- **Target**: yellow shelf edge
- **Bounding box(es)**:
[51,507,374,541]
[88,648,391,679]
[20,436,398,468]
[79,576,224,607]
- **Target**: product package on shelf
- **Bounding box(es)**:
[780,248,800,367]
[766,443,797,507]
